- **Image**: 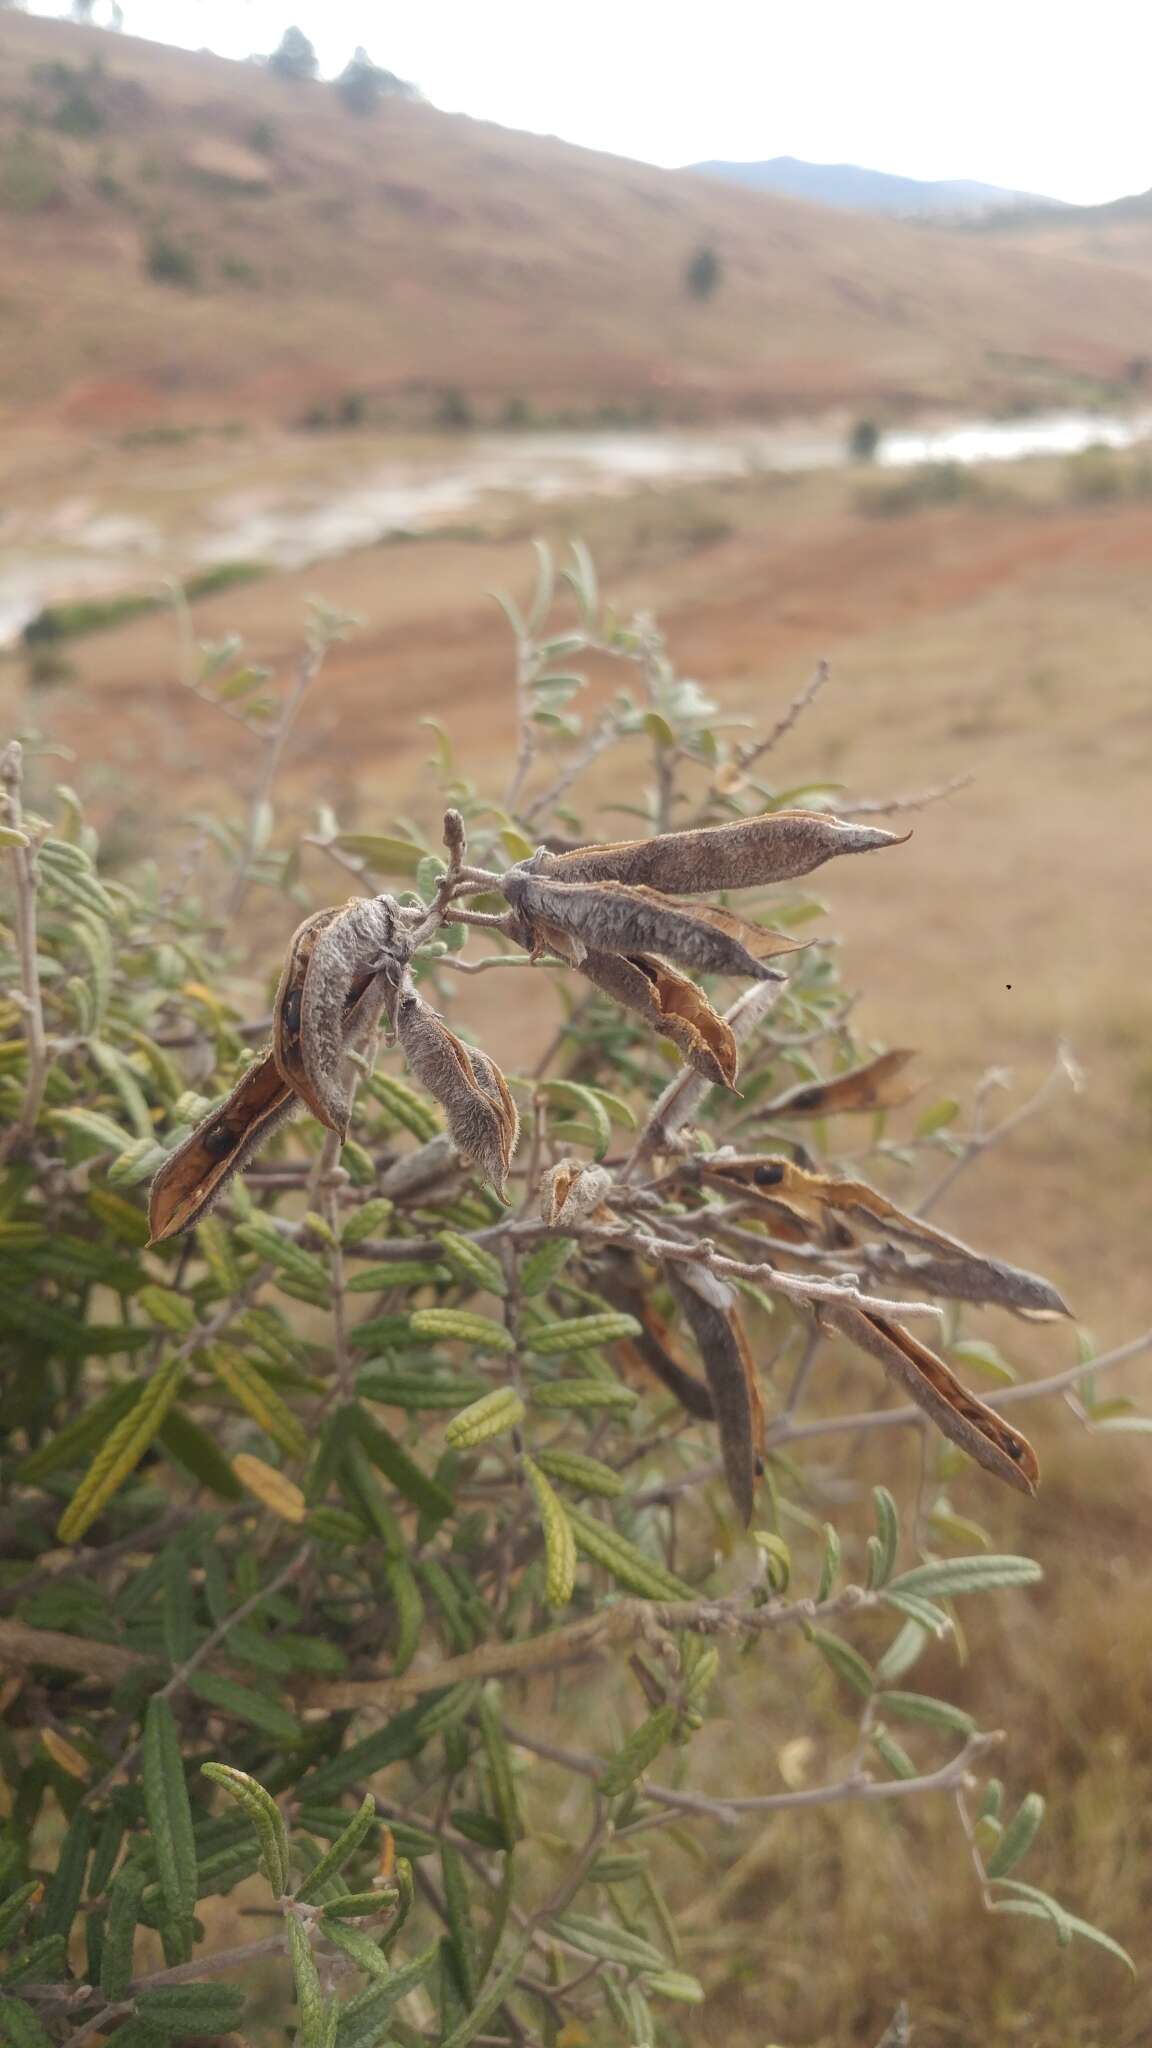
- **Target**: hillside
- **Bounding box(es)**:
[6,16,1152,432]
[690,154,1062,218]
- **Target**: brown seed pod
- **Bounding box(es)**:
[148,1052,296,1246]
[576,950,741,1089]
[857,1241,1071,1320]
[595,1256,716,1420]
[502,869,790,982]
[396,990,519,1196]
[278,896,405,1138]
[527,811,907,893]
[821,1302,1040,1495]
[755,1048,919,1119]
[666,1263,764,1525]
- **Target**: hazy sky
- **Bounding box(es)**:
[28,0,1152,204]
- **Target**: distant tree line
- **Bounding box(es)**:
[265,25,418,112]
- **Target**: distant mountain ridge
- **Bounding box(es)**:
[689,155,1065,218]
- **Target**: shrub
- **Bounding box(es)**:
[856,459,985,517]
[684,241,721,300]
[436,386,475,430]
[247,118,277,156]
[267,25,318,81]
[849,415,882,463]
[144,229,198,289]
[335,46,417,116]
[1063,444,1124,502]
[0,551,1139,2042]
[0,133,61,212]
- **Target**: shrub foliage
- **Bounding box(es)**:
[0,547,1138,2042]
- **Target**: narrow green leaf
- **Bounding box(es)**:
[811,1630,874,1698]
[598,1705,678,1797]
[816,1522,841,1601]
[187,1672,303,1741]
[142,1699,197,1941]
[288,1916,329,2048]
[886,1555,1042,1601]
[984,1792,1045,1878]
[100,1860,148,2000]
[295,1795,378,1902]
[134,1985,248,2032]
[874,1691,975,1735]
[868,1486,899,1588]
[58,1356,185,1543]
[201,1763,289,1896]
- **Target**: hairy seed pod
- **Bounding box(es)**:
[148,1053,297,1245]
[285,895,406,1137]
[821,1303,1039,1495]
[858,1242,1071,1320]
[576,949,741,1089]
[526,811,906,893]
[540,1159,614,1228]
[502,869,790,982]
[666,1264,763,1526]
[396,991,518,1195]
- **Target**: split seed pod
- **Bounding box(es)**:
[148,1052,296,1245]
[503,868,795,982]
[756,1049,918,1119]
[396,989,519,1196]
[821,1302,1039,1495]
[527,811,906,893]
[576,950,741,1090]
[540,1160,614,1229]
[274,895,406,1138]
[666,1263,765,1525]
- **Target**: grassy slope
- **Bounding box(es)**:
[6,14,1152,429]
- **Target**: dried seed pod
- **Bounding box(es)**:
[576,950,741,1090]
[148,1052,296,1245]
[821,1302,1039,1495]
[527,811,906,893]
[377,1132,461,1202]
[756,1049,918,1119]
[271,906,338,1122]
[396,989,518,1196]
[858,1242,1071,1320]
[698,1156,994,1261]
[666,1263,764,1526]
[502,869,789,982]
[540,1159,615,1229]
[289,895,406,1137]
[593,1254,716,1419]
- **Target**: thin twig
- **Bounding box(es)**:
[222,640,325,925]
[734,659,831,775]
[307,1585,878,1712]
[842,773,974,817]
[0,742,50,1163]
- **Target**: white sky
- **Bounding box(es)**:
[27,0,1152,204]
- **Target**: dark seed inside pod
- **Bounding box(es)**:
[201,1122,241,1158]
[281,988,303,1039]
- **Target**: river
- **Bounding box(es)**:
[3,406,1151,647]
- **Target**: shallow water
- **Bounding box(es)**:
[4,407,1151,646]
